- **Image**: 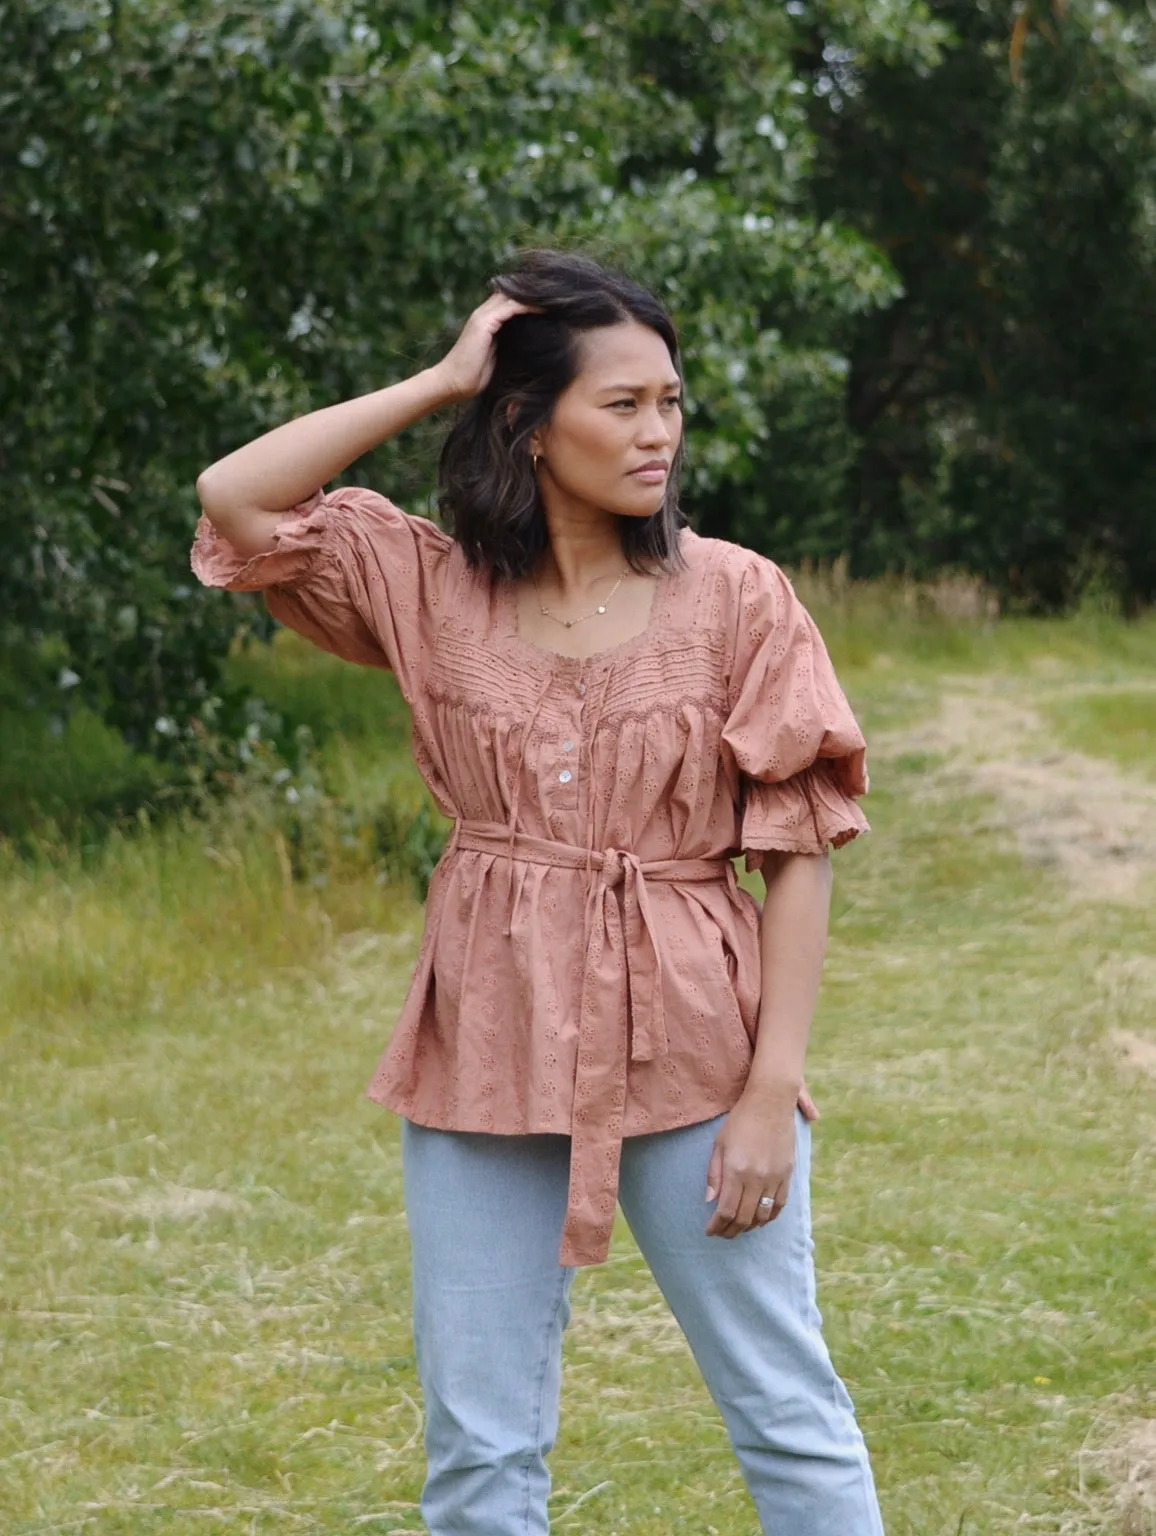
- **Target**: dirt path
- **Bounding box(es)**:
[883,679,1156,1093]
[891,683,1156,905]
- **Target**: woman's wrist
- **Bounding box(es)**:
[413,361,469,411]
[740,1068,804,1109]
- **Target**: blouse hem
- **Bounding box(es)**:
[365,1084,742,1141]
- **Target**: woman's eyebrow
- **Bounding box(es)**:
[597,380,683,394]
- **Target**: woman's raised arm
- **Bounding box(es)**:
[195,293,534,559]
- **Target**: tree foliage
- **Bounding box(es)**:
[2,0,1153,768]
[806,0,1156,606]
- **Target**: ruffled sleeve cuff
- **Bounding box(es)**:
[190,493,330,592]
[741,759,870,872]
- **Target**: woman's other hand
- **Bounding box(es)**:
[432,293,540,404]
[705,1083,800,1239]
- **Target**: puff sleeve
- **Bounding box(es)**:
[721,553,869,871]
[190,486,453,706]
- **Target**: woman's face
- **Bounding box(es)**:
[531,321,683,521]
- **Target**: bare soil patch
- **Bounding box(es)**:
[84,1175,253,1220]
[1079,1419,1156,1535]
[892,686,1156,904]
[1112,1031,1156,1081]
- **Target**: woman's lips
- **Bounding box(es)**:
[628,463,669,484]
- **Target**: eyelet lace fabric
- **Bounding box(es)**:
[191,486,869,1266]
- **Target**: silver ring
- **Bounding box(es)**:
[757,1196,776,1209]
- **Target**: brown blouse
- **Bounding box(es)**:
[191,487,869,1266]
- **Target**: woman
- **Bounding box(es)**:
[191,249,884,1535]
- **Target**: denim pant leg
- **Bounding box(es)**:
[402,1122,576,1536]
[618,1112,885,1536]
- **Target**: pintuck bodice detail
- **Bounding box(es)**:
[191,485,870,1266]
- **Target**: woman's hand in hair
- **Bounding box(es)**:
[433,293,540,404]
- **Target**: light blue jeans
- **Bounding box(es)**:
[402,1111,884,1535]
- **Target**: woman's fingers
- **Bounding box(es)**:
[706,1161,793,1238]
[471,293,535,334]
[704,1140,723,1205]
[730,1179,766,1236]
[472,292,543,341]
[705,1163,744,1237]
[754,1177,790,1226]
[484,292,539,318]
[436,295,542,401]
[752,1189,779,1228]
[706,1165,762,1238]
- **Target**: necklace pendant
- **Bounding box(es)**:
[563,619,573,629]
[597,605,606,614]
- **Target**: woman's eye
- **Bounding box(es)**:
[609,399,636,410]
[662,397,682,410]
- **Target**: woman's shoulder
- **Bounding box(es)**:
[676,527,795,626]
[679,525,789,578]
[326,487,489,616]
[321,485,455,554]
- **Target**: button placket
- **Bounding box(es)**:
[557,674,585,791]
[543,684,583,814]
[558,722,579,782]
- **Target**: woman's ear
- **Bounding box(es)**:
[505,397,544,456]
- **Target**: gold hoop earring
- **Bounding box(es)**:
[532,452,540,472]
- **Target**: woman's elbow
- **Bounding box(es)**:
[196,468,259,541]
[196,465,234,525]
[195,472,281,559]
[195,464,221,515]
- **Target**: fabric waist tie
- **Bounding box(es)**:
[449,819,738,1266]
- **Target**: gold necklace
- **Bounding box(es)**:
[532,566,631,630]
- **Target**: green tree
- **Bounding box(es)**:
[3,0,917,758]
[803,0,1156,606]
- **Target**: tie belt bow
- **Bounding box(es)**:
[446,820,738,1265]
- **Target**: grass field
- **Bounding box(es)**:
[2,598,1154,1535]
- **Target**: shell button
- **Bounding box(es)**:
[558,769,573,784]
[562,739,575,752]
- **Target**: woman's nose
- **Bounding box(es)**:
[636,407,673,448]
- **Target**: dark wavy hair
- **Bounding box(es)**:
[438,249,688,580]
